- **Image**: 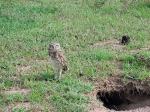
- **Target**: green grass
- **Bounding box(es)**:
[0,0,150,111]
[12,108,26,112]
[6,93,25,103]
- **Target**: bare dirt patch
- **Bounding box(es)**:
[91,39,150,54]
[88,76,150,112]
[16,65,31,74]
[5,102,44,112]
[111,61,123,76]
[4,87,31,95]
[129,47,150,54]
[85,88,108,112]
[6,102,30,111]
[91,39,125,51]
[16,58,49,75]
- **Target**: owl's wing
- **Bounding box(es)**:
[56,51,68,71]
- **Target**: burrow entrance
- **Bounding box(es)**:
[95,76,150,111]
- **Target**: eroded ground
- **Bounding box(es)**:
[88,75,150,112]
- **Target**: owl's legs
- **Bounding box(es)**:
[58,68,62,80]
[54,68,62,80]
[54,68,59,80]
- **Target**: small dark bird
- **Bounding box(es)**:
[121,35,130,45]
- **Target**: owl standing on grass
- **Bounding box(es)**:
[48,42,68,80]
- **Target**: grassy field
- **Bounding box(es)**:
[0,0,150,111]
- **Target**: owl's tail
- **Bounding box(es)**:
[62,65,68,73]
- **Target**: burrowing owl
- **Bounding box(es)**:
[48,42,68,80]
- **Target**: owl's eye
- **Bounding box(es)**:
[49,45,54,49]
[56,44,60,47]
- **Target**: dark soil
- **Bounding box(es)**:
[93,76,150,111]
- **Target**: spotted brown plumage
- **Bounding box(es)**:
[48,42,68,80]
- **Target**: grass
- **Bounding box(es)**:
[0,0,150,111]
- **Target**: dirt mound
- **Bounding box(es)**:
[4,87,30,95]
[91,39,125,51]
[91,76,150,112]
[5,102,44,112]
[6,102,31,111]
[91,39,150,55]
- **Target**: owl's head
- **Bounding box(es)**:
[49,42,61,52]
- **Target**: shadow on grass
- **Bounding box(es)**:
[35,72,55,81]
[21,72,55,82]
